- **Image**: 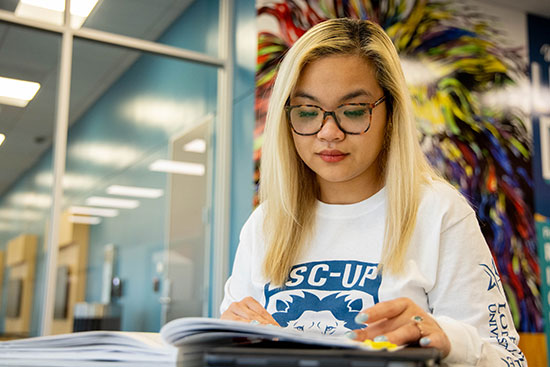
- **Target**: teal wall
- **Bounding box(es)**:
[0,0,257,335]
[228,0,256,277]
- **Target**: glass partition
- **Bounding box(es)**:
[0,0,224,338]
[58,37,217,333]
[81,0,220,57]
[0,22,60,338]
[163,117,212,323]
[1,0,220,57]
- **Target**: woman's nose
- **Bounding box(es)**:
[317,115,345,141]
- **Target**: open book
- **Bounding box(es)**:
[0,317,387,364]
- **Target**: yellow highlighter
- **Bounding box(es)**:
[362,339,399,351]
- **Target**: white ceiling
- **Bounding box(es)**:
[0,0,549,197]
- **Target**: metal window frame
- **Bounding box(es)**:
[0,0,233,335]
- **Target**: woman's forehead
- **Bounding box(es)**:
[292,55,382,102]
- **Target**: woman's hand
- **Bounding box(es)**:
[350,297,450,357]
[220,296,280,326]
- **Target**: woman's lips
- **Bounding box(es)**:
[317,150,348,163]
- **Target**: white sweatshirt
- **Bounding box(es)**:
[220,180,526,366]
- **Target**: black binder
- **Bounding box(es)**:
[180,335,441,367]
[204,346,440,367]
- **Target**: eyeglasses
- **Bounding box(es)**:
[285,95,386,136]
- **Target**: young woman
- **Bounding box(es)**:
[220,18,525,366]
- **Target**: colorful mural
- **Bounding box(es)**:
[255,0,541,332]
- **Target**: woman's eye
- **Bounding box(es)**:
[295,326,304,331]
[343,109,367,118]
[298,110,319,118]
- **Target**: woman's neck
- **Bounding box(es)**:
[318,176,384,204]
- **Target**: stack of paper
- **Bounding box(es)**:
[0,330,178,363]
[0,317,394,364]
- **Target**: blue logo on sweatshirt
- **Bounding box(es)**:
[480,258,503,295]
[264,260,381,335]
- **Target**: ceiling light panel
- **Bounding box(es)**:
[86,196,140,209]
[183,139,206,153]
[106,185,164,199]
[0,208,42,221]
[0,76,41,107]
[9,192,51,209]
[69,206,119,217]
[0,134,5,146]
[16,0,99,28]
[149,159,205,176]
[68,215,101,225]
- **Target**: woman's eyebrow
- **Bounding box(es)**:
[291,89,374,103]
[339,89,374,102]
[291,91,319,102]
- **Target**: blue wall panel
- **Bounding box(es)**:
[228,0,256,287]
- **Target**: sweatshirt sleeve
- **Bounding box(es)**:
[219,208,263,315]
[428,212,526,367]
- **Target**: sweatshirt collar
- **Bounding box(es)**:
[316,187,386,218]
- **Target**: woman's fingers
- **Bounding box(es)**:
[350,319,391,341]
[222,311,249,323]
[228,298,264,322]
[381,320,450,357]
[351,298,450,358]
[378,321,423,345]
[419,329,450,356]
[242,297,280,326]
[220,297,280,326]
[351,298,416,341]
[355,297,411,324]
[227,300,256,320]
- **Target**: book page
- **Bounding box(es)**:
[161,317,393,351]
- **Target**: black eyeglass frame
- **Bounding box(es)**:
[285,95,386,136]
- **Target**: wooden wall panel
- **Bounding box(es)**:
[5,235,37,335]
[50,214,89,335]
[519,332,547,367]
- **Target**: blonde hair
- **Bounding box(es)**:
[259,18,442,286]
